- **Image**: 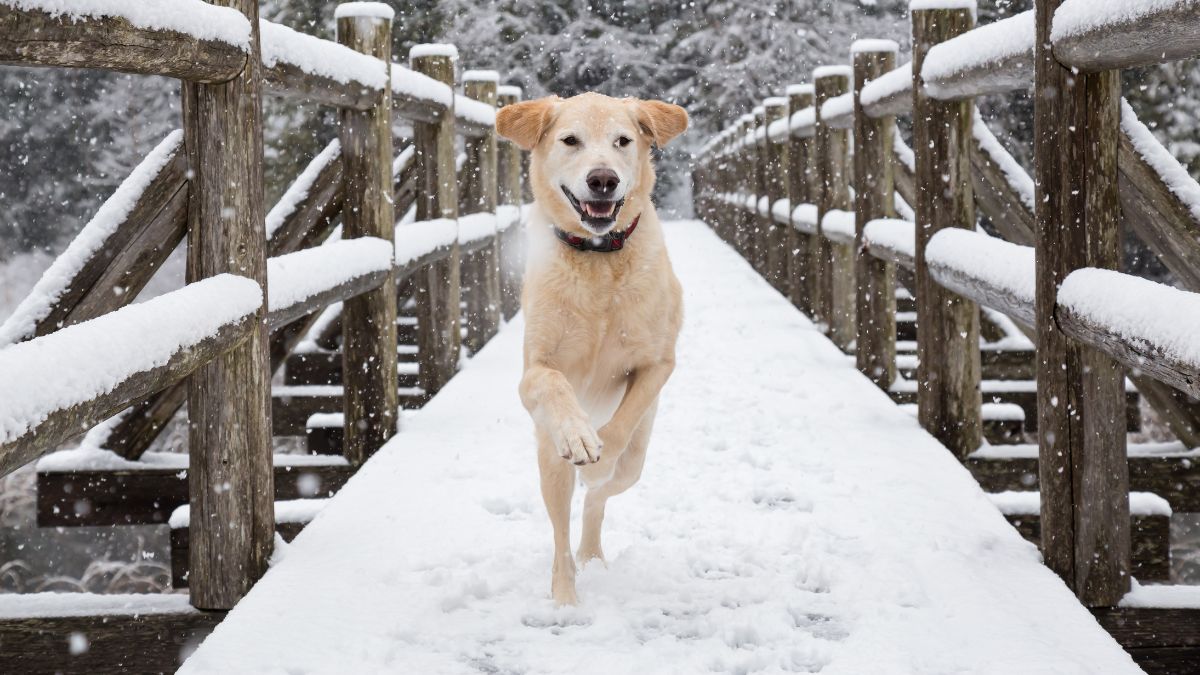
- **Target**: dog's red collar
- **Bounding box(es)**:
[552,215,640,253]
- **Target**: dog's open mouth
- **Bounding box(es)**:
[561,187,624,233]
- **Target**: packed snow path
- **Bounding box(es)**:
[183,221,1140,674]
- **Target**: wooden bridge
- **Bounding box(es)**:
[0,0,1198,672]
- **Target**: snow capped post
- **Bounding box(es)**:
[410,44,462,395]
[852,40,900,389]
[1033,0,1129,605]
[735,114,755,258]
[910,1,982,459]
[335,2,399,465]
[180,0,273,610]
[460,70,501,353]
[786,84,815,312]
[762,96,790,292]
[813,65,855,349]
[496,84,524,320]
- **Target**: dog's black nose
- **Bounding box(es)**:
[586,168,620,197]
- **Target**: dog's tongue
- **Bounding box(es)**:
[583,201,614,219]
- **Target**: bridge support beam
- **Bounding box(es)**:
[911,6,982,459]
[1034,0,1130,606]
[814,67,855,350]
[181,0,273,610]
[337,5,398,465]
[852,42,899,389]
[412,46,462,395]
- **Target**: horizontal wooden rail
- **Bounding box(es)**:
[921,11,1033,101]
[1052,0,1200,71]
[1058,269,1200,400]
[0,1,249,82]
[863,218,915,270]
[861,61,912,119]
[265,238,394,329]
[925,229,1037,327]
[0,275,261,477]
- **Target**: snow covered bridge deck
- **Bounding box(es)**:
[183,221,1138,674]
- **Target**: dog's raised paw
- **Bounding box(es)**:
[554,416,602,465]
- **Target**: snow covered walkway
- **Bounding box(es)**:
[182,221,1140,674]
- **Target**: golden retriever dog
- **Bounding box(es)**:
[496,93,687,605]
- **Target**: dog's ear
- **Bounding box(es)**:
[635,100,689,147]
[496,96,559,151]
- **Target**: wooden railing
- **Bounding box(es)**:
[0,0,526,618]
[692,0,1200,623]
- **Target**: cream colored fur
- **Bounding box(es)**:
[496,93,687,605]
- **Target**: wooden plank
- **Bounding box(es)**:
[460,75,501,354]
[263,59,381,111]
[1092,608,1200,649]
[787,85,815,313]
[411,47,462,396]
[814,69,855,348]
[1034,0,1129,607]
[180,0,273,610]
[967,454,1200,512]
[37,462,354,527]
[1005,513,1170,581]
[853,46,898,389]
[0,605,223,673]
[0,312,255,478]
[0,4,246,82]
[926,259,1037,327]
[912,6,982,459]
[337,9,398,465]
[1053,1,1200,72]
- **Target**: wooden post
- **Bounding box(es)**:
[460,70,501,353]
[497,84,523,320]
[814,66,855,347]
[1034,0,1129,605]
[337,4,397,465]
[852,41,899,388]
[912,6,982,458]
[181,0,272,610]
[735,116,753,258]
[763,97,789,293]
[786,84,815,313]
[411,45,461,395]
[752,105,768,274]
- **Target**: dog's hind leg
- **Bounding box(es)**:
[538,429,578,606]
[577,402,657,566]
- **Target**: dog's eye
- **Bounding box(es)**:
[616,136,632,148]
[561,136,579,147]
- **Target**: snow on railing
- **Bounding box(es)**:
[455,94,497,127]
[2,0,253,50]
[266,237,393,319]
[972,108,1034,212]
[819,92,855,129]
[0,130,184,347]
[792,203,819,235]
[1120,98,1200,226]
[863,218,915,268]
[0,274,261,465]
[259,19,388,91]
[1058,268,1200,397]
[860,61,913,118]
[821,209,856,246]
[266,140,342,240]
[925,229,1036,326]
[921,10,1034,100]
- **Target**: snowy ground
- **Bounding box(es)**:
[182,221,1140,674]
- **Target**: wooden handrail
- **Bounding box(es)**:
[1052,0,1200,71]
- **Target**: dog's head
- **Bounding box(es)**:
[496,92,688,237]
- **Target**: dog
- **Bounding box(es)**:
[496,93,687,605]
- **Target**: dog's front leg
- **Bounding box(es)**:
[596,356,675,456]
[520,364,602,465]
